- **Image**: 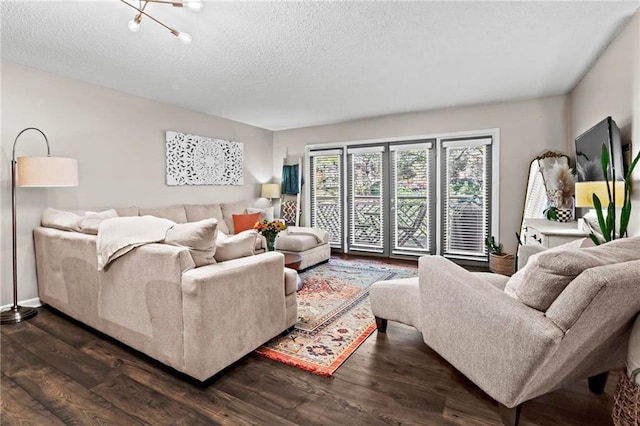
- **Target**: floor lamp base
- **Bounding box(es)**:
[0,305,38,325]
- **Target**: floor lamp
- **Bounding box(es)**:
[1,128,78,325]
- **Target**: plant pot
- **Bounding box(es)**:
[489,253,515,276]
[612,369,639,425]
[556,208,573,222]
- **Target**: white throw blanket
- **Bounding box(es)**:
[286,226,328,243]
[96,216,175,270]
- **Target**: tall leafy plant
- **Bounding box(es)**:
[589,143,640,245]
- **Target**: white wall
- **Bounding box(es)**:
[1,63,274,306]
[569,11,640,237]
[273,95,570,255]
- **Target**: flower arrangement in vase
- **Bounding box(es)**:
[254,219,287,251]
[546,162,576,222]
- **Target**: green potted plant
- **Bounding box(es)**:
[484,236,515,276]
[588,143,640,245]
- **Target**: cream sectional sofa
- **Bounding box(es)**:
[34,202,299,382]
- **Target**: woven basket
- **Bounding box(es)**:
[489,253,515,276]
[613,369,640,426]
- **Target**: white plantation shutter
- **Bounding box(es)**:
[390,142,435,255]
[348,146,385,253]
[441,138,492,260]
[309,150,343,248]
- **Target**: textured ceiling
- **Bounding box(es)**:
[2,1,639,131]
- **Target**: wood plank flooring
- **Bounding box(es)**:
[1,257,618,425]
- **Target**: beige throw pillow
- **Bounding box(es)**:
[505,238,591,298]
[41,208,82,232]
[214,229,257,262]
[80,209,119,234]
[511,237,640,311]
[247,206,275,222]
[165,219,218,267]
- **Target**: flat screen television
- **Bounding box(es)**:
[575,116,624,182]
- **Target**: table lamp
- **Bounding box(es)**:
[1,128,78,325]
[261,183,281,205]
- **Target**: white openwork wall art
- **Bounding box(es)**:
[166,131,244,186]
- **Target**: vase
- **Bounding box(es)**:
[556,208,572,222]
[265,234,277,251]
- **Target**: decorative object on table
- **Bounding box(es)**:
[260,183,281,206]
[165,131,243,186]
[255,258,417,377]
[484,236,515,276]
[119,0,202,44]
[543,206,558,221]
[1,127,78,325]
[254,219,287,251]
[575,143,640,245]
[546,162,576,222]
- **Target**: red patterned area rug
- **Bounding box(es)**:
[255,257,418,377]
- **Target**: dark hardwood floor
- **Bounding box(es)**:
[1,256,617,425]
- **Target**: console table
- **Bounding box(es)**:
[522,218,588,248]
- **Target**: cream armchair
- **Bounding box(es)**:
[370,237,640,425]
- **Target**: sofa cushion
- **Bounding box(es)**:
[247,206,275,222]
[184,204,229,234]
[165,219,218,267]
[139,205,187,223]
[276,233,322,252]
[80,209,119,235]
[41,208,82,232]
[220,201,248,234]
[214,230,257,262]
[233,212,261,234]
[115,206,139,217]
[510,237,640,311]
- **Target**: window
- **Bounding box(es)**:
[348,147,385,253]
[306,131,498,262]
[441,138,492,260]
[309,150,343,248]
[390,143,435,255]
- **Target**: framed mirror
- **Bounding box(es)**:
[519,151,570,240]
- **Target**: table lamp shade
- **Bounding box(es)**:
[574,181,624,208]
[17,156,78,187]
[261,183,281,199]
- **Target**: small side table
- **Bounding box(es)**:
[283,253,304,291]
[283,253,302,270]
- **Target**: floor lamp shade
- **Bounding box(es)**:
[17,156,79,187]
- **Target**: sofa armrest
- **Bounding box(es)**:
[418,256,563,406]
[180,251,288,380]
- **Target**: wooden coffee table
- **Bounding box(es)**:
[283,253,303,270]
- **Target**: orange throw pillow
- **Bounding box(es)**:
[232,212,262,234]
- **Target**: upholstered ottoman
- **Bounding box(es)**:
[369,278,421,331]
[276,227,331,270]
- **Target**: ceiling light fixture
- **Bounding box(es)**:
[120,0,202,44]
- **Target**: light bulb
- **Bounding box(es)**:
[177,31,192,44]
[128,19,140,32]
[182,0,203,10]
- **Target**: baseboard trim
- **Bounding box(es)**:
[1,298,43,310]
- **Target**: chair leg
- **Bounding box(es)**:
[588,371,609,395]
[375,317,387,333]
[498,403,521,426]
